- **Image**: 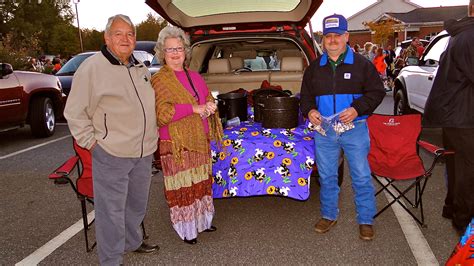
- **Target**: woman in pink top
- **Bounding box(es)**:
[151,26,223,245]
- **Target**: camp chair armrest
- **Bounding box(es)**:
[418,140,455,174]
[48,156,79,179]
[417,140,455,156]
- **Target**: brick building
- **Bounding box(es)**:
[340,0,467,48]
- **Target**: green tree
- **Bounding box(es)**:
[0,33,30,69]
[2,0,79,59]
[82,29,104,51]
[136,13,167,41]
[0,1,17,37]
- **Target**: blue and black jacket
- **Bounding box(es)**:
[300,45,385,120]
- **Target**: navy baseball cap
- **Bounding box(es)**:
[322,14,348,35]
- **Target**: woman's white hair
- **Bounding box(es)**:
[105,14,136,35]
[154,25,191,66]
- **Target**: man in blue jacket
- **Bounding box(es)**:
[423,1,474,234]
[300,14,385,240]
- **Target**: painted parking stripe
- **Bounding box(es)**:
[378,177,438,265]
[16,211,95,266]
[0,135,71,160]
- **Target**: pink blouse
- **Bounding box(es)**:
[158,70,210,140]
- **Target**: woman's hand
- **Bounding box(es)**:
[193,103,213,118]
[205,101,217,115]
[193,104,206,116]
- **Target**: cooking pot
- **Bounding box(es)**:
[262,96,299,128]
[252,89,289,122]
[217,92,248,122]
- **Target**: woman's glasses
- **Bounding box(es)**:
[163,47,185,53]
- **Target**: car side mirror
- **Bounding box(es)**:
[405,57,419,66]
[143,60,151,67]
[0,63,14,79]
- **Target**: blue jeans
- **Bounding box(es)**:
[314,120,376,225]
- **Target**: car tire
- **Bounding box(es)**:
[394,90,413,115]
[30,97,55,138]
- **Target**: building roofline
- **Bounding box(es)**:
[347,0,421,20]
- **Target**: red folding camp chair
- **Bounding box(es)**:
[49,139,148,252]
[367,114,453,226]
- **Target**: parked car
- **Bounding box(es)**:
[393,31,450,115]
[132,50,154,65]
[135,40,157,55]
[0,63,64,137]
[56,49,160,96]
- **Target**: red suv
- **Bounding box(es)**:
[146,0,322,95]
[0,63,64,137]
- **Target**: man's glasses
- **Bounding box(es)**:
[163,47,185,53]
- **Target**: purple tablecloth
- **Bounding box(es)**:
[211,121,315,200]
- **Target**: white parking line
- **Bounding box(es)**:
[15,211,95,266]
[0,135,71,160]
[379,177,439,265]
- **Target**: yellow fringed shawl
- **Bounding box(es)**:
[151,65,223,164]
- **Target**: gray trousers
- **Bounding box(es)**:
[92,145,153,266]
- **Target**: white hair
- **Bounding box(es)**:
[154,25,191,66]
[105,14,136,35]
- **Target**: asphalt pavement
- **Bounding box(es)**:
[0,92,461,265]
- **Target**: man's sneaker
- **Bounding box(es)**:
[359,224,374,241]
[314,218,337,233]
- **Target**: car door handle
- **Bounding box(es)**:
[428,75,434,80]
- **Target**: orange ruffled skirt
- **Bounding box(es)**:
[159,140,214,240]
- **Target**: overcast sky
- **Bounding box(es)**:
[72,0,468,32]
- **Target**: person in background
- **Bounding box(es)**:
[42,58,53,74]
[51,57,61,74]
[403,37,420,60]
[361,41,373,61]
[384,44,396,79]
[353,43,361,53]
[300,14,385,241]
[423,0,474,235]
[27,58,39,72]
[416,40,425,57]
[151,25,224,245]
[368,45,377,62]
[372,47,387,77]
[64,14,159,265]
[269,53,280,69]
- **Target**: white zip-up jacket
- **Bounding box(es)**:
[64,46,158,158]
